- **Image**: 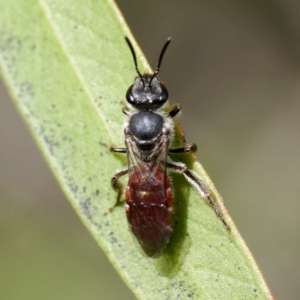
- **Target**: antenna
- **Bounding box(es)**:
[149,37,171,86]
[124,36,144,84]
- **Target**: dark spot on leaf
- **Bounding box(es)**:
[72,185,78,193]
[0,34,22,71]
[18,81,35,99]
[41,134,60,156]
[61,162,67,171]
[80,198,92,220]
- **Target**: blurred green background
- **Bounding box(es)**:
[1,1,299,299]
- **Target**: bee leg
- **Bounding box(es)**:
[110,147,127,153]
[166,161,230,230]
[99,141,127,154]
[122,107,131,116]
[166,104,181,118]
[169,143,197,153]
[110,168,130,211]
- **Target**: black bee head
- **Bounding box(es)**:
[126,74,168,109]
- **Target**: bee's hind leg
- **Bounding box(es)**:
[166,161,230,230]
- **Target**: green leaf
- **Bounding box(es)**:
[0,0,273,299]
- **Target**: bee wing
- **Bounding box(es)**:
[125,134,170,192]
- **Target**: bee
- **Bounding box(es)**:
[106,36,229,258]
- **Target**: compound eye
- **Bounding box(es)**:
[157,83,168,103]
[126,84,135,105]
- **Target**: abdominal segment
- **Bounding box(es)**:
[126,165,173,258]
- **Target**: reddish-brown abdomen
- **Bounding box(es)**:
[126,164,173,258]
